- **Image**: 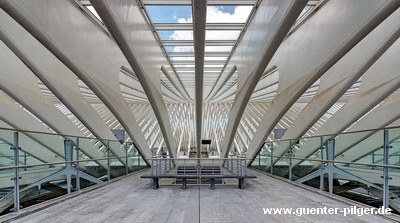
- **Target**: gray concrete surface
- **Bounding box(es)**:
[6,169,396,223]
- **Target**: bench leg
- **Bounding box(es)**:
[210,178,215,190]
[238,178,245,189]
[153,178,159,190]
[182,178,187,190]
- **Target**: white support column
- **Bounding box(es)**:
[90,0,177,158]
[0,0,153,162]
[192,0,207,157]
[161,66,191,101]
[246,0,400,160]
[221,0,308,158]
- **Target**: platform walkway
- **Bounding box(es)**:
[2,169,397,223]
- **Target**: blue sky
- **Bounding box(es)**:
[145,5,240,24]
[146,6,192,23]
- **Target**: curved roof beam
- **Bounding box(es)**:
[0,43,84,137]
[221,0,308,158]
[350,92,400,132]
[268,10,400,164]
[0,94,63,164]
[90,0,177,158]
[0,22,129,167]
[192,0,207,156]
[246,0,400,160]
[283,40,400,169]
[207,65,237,102]
[0,0,152,162]
[161,66,190,101]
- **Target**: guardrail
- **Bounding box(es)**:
[147,158,252,177]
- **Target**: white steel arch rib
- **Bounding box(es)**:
[90,0,177,158]
[0,14,131,167]
[0,0,399,165]
[0,0,153,161]
[246,0,400,160]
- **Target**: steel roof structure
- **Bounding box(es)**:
[0,0,400,166]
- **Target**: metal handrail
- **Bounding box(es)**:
[265,126,400,143]
[0,155,142,171]
[263,154,400,169]
[146,158,252,160]
[1,155,399,172]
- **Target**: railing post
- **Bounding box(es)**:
[107,141,111,182]
[125,143,129,175]
[270,143,273,174]
[236,159,239,175]
[319,137,324,192]
[239,159,242,176]
[245,160,248,176]
[372,152,375,169]
[327,139,335,194]
[383,129,390,209]
[258,152,261,170]
[12,131,22,214]
[241,159,244,176]
[151,159,154,176]
[23,152,27,171]
[76,138,81,192]
[212,159,214,177]
[137,151,140,170]
[157,157,161,175]
[288,143,293,182]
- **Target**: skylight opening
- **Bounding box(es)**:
[85,6,102,21]
[165,46,194,52]
[299,5,312,18]
[175,64,195,68]
[206,30,240,40]
[205,57,228,61]
[177,71,195,74]
[158,30,193,40]
[205,64,224,68]
[145,5,193,23]
[170,57,195,61]
[206,6,253,23]
[205,46,233,52]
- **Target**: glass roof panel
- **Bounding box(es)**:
[165,46,194,52]
[175,64,195,67]
[145,5,192,23]
[86,6,102,21]
[205,57,228,61]
[206,6,253,23]
[170,56,195,61]
[158,30,193,40]
[205,46,233,52]
[205,64,224,67]
[206,30,240,40]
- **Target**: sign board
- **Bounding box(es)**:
[201,139,211,145]
[112,129,125,142]
[274,129,287,140]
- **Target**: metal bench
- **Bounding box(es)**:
[141,175,257,190]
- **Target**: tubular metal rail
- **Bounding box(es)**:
[141,158,257,190]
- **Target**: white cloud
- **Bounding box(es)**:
[173,46,194,52]
[205,30,241,41]
[170,31,193,41]
[168,6,253,67]
[177,17,192,23]
[206,6,252,23]
[169,6,252,44]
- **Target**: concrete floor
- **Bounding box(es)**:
[5,169,397,223]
